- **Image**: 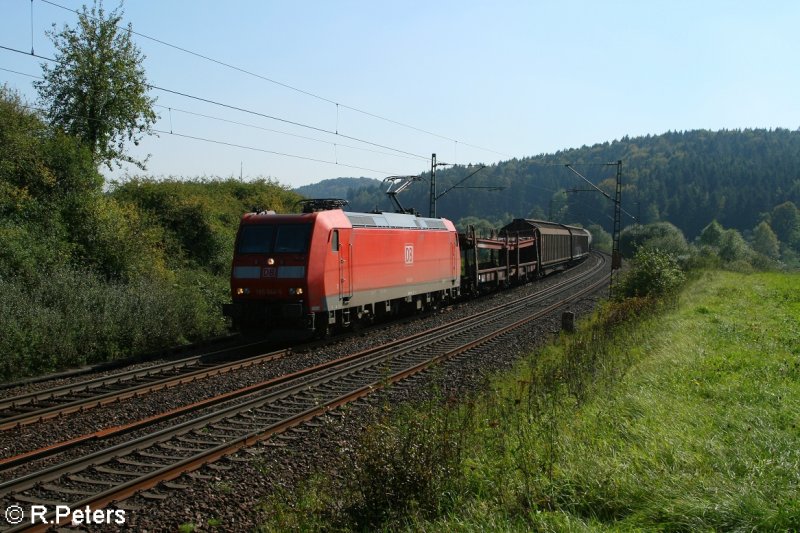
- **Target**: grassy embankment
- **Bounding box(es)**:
[259,270,800,531]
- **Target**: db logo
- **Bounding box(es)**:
[404,244,414,265]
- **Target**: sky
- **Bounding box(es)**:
[1,0,799,188]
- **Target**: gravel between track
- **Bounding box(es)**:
[1,257,608,531]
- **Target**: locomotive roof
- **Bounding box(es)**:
[346,211,448,230]
[241,209,450,230]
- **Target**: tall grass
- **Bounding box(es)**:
[432,271,800,530]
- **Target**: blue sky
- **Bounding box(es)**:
[1,0,799,187]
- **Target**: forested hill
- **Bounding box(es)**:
[302,129,800,239]
[295,177,383,201]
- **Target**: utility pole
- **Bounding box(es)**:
[429,158,494,218]
[565,160,627,298]
[429,153,437,218]
[610,161,623,293]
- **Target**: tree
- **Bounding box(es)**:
[455,216,495,235]
[0,85,100,203]
[34,1,157,171]
[549,190,568,222]
[619,222,689,257]
[697,220,724,247]
[718,229,752,262]
[752,221,780,259]
[770,201,800,246]
[586,223,612,253]
[643,203,660,224]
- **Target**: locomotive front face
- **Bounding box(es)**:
[227,216,314,328]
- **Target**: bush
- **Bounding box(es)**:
[718,228,754,263]
[0,214,74,283]
[587,223,612,253]
[620,222,690,257]
[110,177,303,273]
[617,248,685,299]
[683,244,722,271]
[260,400,467,532]
[0,266,227,381]
[61,193,169,280]
[338,403,465,529]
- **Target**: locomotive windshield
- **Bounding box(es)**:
[237,224,311,254]
[238,225,275,254]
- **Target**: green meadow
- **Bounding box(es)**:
[260,270,800,531]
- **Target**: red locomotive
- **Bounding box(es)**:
[224,199,592,335]
[223,199,461,335]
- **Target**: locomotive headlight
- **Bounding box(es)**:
[296,287,303,295]
[288,288,295,295]
[236,287,244,295]
[267,258,275,266]
[288,287,303,296]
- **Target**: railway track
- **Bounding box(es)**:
[0,342,289,432]
[0,253,607,531]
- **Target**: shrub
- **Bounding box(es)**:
[617,248,685,299]
[718,228,754,263]
[683,244,721,271]
[0,266,228,381]
[339,403,465,529]
[586,223,612,253]
[620,222,690,257]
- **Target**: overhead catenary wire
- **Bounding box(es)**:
[30,0,35,54]
[3,11,630,203]
[7,5,629,174]
[5,94,411,178]
[149,84,430,161]
[0,44,429,161]
[0,44,429,166]
[1,52,631,207]
[8,96,410,178]
[152,129,405,176]
[0,58,423,168]
[37,0,511,159]
[0,65,39,78]
[154,105,425,162]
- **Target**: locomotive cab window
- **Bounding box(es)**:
[274,224,312,253]
[332,230,339,252]
[238,225,275,254]
[237,223,311,254]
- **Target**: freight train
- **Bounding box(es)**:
[223,199,591,335]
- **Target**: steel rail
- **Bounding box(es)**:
[0,347,291,432]
[0,334,244,394]
[0,338,256,408]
